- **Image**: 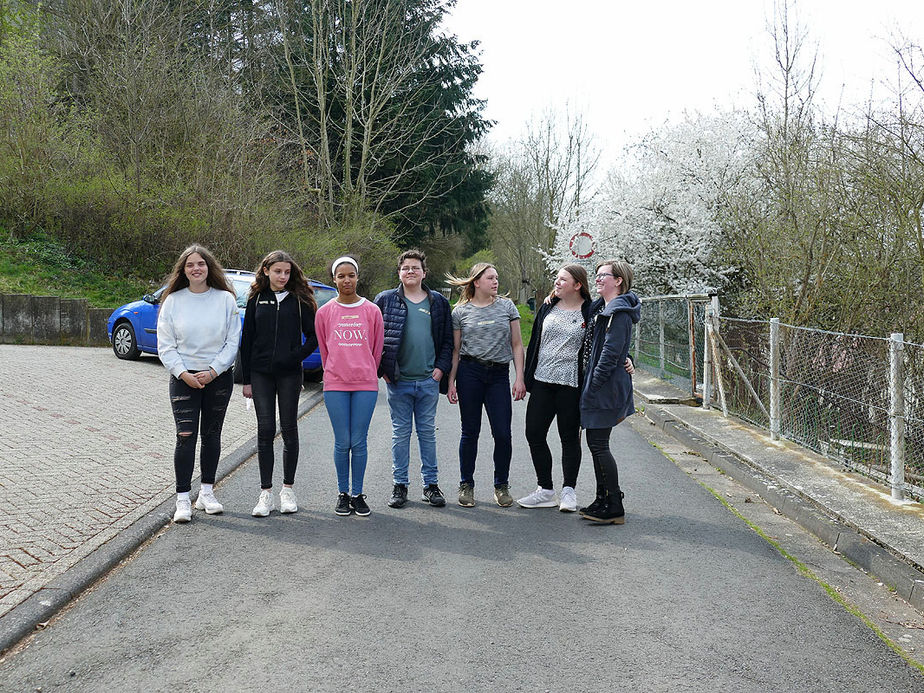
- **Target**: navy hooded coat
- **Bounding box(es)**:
[580,291,642,430]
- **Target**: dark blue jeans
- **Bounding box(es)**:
[456,359,512,486]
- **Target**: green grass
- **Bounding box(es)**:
[0,232,156,308]
[518,303,535,345]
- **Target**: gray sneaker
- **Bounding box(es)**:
[494,484,513,507]
[458,482,475,507]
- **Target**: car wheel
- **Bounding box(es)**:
[233,350,243,384]
[303,367,323,383]
[112,321,141,360]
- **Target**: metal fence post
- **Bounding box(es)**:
[634,319,640,365]
[687,299,696,400]
[703,306,712,410]
[890,333,905,501]
[658,299,665,378]
[769,318,780,440]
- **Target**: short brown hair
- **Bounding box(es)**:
[397,249,427,274]
[596,258,633,294]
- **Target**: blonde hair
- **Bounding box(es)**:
[446,262,496,305]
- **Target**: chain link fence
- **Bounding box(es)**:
[635,295,712,398]
[709,317,923,500]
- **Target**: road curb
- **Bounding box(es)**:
[0,388,324,655]
[641,402,924,613]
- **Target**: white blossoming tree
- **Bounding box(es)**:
[549,110,758,296]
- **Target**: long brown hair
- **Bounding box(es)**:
[446,262,496,305]
[249,250,317,310]
[162,244,234,301]
[547,264,592,303]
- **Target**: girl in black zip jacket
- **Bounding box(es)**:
[241,251,318,517]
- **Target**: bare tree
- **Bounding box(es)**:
[488,107,600,301]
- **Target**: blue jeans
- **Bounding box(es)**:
[387,377,440,486]
[324,390,378,495]
[456,360,512,486]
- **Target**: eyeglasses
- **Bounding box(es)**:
[399,267,422,273]
[594,272,614,281]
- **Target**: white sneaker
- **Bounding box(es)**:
[252,489,274,517]
[516,486,557,508]
[559,486,578,513]
[173,499,192,523]
[194,490,224,514]
[279,487,298,514]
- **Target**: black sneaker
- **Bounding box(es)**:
[335,492,353,516]
[421,484,446,507]
[388,483,408,508]
[351,494,371,517]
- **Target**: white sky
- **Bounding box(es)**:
[443,0,924,164]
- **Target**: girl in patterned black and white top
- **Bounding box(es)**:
[518,265,635,513]
[517,265,593,512]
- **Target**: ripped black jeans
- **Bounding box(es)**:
[169,370,233,493]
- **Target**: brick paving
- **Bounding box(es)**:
[0,345,265,618]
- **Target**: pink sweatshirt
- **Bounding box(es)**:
[315,297,384,391]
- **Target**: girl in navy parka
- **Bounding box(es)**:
[579,259,641,524]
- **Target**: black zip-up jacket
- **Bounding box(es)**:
[240,287,318,384]
[524,296,592,392]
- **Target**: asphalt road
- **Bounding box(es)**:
[2,382,922,692]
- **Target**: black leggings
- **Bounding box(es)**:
[585,427,621,497]
[524,380,581,489]
[251,369,302,489]
[169,370,233,493]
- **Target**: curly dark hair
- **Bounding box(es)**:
[248,250,317,310]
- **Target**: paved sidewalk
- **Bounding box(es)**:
[634,369,924,611]
[0,345,320,628]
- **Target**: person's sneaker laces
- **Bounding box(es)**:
[421,484,446,507]
[173,499,192,523]
[279,487,298,514]
[559,486,578,513]
[494,484,514,507]
[351,494,371,517]
[194,490,224,514]
[516,486,557,508]
[252,489,274,517]
[458,482,475,507]
[335,492,353,516]
[387,483,408,508]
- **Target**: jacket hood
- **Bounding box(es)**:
[599,290,641,323]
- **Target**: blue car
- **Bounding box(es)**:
[107,269,337,381]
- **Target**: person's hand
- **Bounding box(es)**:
[180,372,204,389]
[383,375,391,384]
[447,383,458,404]
[512,378,526,401]
[543,295,552,305]
[625,360,635,375]
[431,367,443,382]
[243,384,253,398]
[193,368,217,386]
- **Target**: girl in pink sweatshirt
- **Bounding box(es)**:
[315,256,384,517]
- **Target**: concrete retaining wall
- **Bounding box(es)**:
[0,294,110,347]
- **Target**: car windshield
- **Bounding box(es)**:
[314,287,336,308]
[230,277,253,308]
